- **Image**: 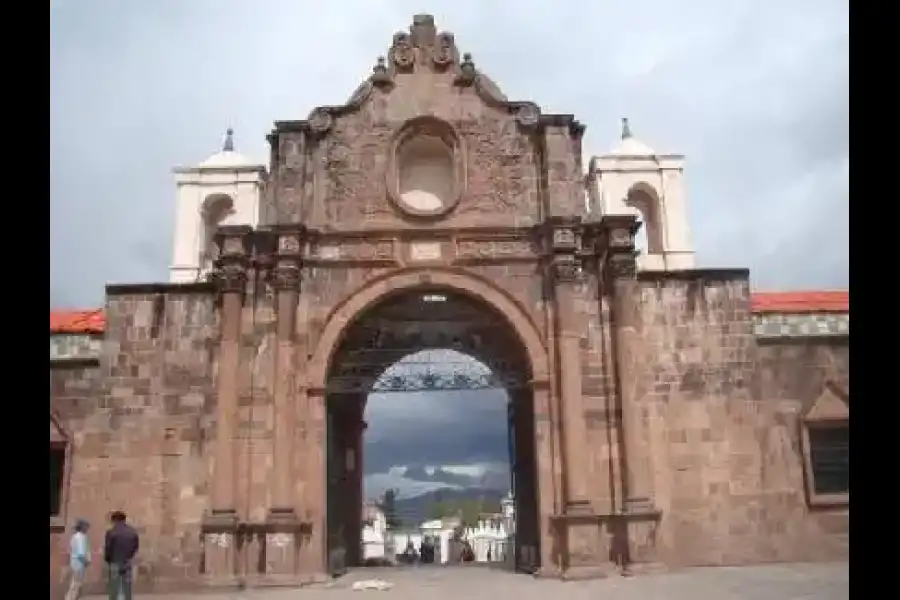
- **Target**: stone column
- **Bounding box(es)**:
[203,225,252,584]
[547,219,590,511]
[265,227,304,582]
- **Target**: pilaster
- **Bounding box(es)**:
[543,217,591,512]
[597,215,663,573]
[264,225,307,582]
[202,225,253,584]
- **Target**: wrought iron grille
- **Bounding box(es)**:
[327,355,529,393]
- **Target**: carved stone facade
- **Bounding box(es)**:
[49,15,848,597]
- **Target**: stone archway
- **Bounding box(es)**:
[308,268,550,389]
[307,268,553,573]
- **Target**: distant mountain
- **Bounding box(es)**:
[392,487,506,526]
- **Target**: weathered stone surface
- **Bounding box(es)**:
[50,14,847,598]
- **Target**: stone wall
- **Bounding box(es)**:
[624,270,849,566]
[49,273,849,595]
[50,284,219,596]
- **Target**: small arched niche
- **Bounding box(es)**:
[200,193,234,267]
[624,182,664,257]
[388,117,464,217]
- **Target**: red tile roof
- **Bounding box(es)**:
[49,290,848,334]
[750,291,848,314]
[49,309,106,334]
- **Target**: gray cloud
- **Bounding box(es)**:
[364,388,509,474]
[51,1,848,491]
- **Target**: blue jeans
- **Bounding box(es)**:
[107,563,132,600]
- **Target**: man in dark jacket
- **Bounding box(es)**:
[104,511,139,600]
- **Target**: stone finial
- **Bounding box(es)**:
[621,118,632,140]
[411,14,437,47]
[223,128,235,152]
[370,56,392,87]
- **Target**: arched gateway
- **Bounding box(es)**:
[311,269,550,570]
[50,12,850,597]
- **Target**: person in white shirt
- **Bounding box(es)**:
[65,518,91,600]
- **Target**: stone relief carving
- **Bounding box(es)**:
[311,240,395,262]
[266,533,291,549]
[606,252,637,280]
[552,227,578,249]
[278,233,302,253]
[214,263,248,294]
[456,239,533,260]
[515,103,541,130]
[308,109,333,136]
[409,241,442,261]
[551,254,582,283]
[221,236,246,256]
[271,264,302,291]
[609,227,635,249]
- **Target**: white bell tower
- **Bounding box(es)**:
[586,119,695,271]
[170,129,267,283]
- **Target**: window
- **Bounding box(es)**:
[50,444,66,518]
[801,383,849,507]
[807,426,849,496]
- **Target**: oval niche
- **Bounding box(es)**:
[387,117,465,218]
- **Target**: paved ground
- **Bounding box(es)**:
[89,561,848,600]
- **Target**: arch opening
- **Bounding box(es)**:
[323,288,541,574]
[200,193,234,273]
[625,183,664,258]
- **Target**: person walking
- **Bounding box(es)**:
[64,518,91,600]
[104,511,139,600]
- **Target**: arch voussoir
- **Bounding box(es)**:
[307,267,550,392]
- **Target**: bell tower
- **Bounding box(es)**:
[169,129,267,283]
[586,119,695,271]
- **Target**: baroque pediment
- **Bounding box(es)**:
[284,14,559,138]
[802,381,849,422]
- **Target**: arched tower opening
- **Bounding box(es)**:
[200,193,234,271]
[624,182,664,258]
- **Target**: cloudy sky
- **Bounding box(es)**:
[50,0,849,496]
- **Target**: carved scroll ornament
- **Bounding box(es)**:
[432,32,456,68]
[391,32,415,70]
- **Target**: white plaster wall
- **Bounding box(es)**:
[462,520,509,563]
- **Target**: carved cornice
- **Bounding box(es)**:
[593,215,640,283]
